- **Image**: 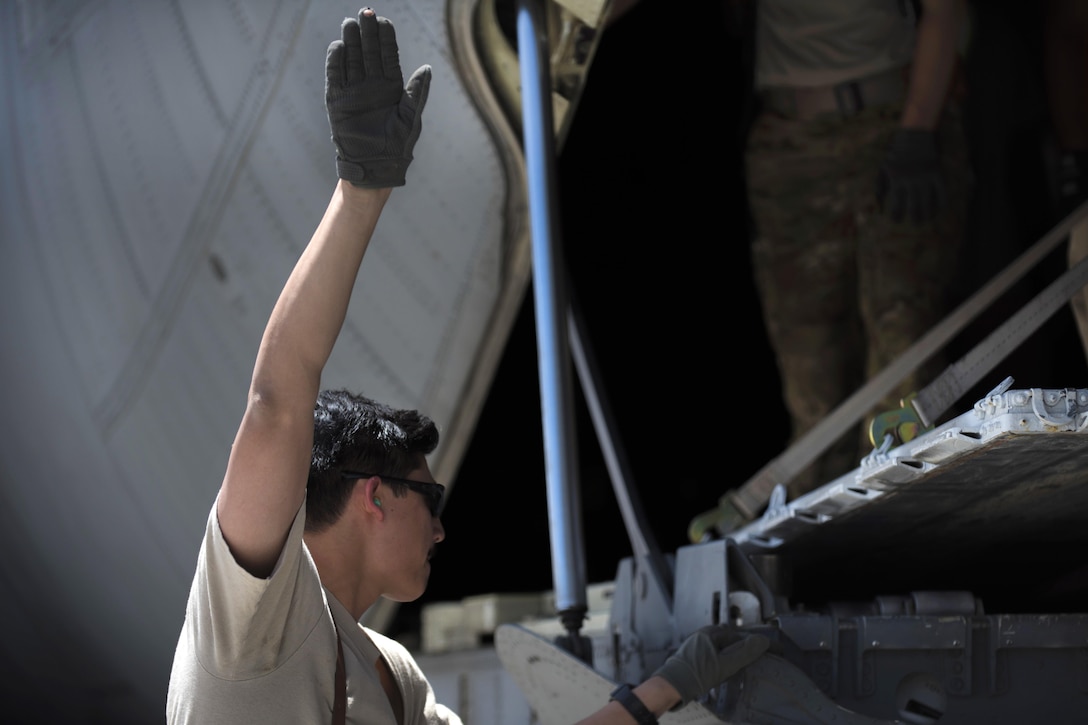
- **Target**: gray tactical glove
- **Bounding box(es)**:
[652,625,770,708]
[325,8,431,188]
[876,128,945,224]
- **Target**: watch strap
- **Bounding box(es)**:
[609,683,658,725]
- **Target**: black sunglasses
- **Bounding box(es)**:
[340,471,445,517]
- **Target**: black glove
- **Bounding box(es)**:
[651,625,770,708]
[325,9,431,188]
[876,128,945,224]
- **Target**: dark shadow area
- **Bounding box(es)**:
[393,0,1088,639]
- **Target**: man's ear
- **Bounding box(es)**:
[353,475,384,516]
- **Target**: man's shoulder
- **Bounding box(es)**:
[361,625,414,658]
[362,625,436,679]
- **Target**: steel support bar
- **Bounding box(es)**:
[516,0,589,651]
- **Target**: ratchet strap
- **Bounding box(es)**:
[689,198,1088,541]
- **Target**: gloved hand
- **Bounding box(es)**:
[651,625,770,708]
[325,8,431,188]
[875,128,945,224]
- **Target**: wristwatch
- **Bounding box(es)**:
[609,683,658,725]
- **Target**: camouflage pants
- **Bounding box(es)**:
[746,102,970,497]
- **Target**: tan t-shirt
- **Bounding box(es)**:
[754,0,917,89]
[167,496,462,725]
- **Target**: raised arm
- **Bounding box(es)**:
[216,8,431,577]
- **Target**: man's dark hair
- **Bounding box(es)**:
[306,389,439,532]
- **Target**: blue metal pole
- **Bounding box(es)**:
[516,0,589,648]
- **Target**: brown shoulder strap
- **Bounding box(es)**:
[332,613,346,725]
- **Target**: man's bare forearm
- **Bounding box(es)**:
[900,0,966,129]
[217,181,391,576]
